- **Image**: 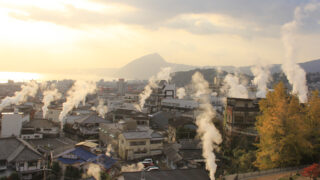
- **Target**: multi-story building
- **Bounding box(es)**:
[224,97,261,143]
[117,78,127,96]
[118,130,164,160]
[1,110,30,138]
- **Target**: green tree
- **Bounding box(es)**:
[255,82,311,170]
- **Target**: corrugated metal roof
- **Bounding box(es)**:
[76,141,98,148]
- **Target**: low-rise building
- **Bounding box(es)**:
[118,130,164,160]
[0,137,44,179]
[121,168,210,180]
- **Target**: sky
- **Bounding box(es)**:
[1,0,320,78]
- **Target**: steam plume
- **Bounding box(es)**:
[191,72,222,180]
[87,164,101,180]
[105,144,113,157]
[135,67,172,111]
[121,163,144,172]
[280,2,320,102]
[223,74,248,98]
[251,65,271,98]
[0,81,39,111]
[176,87,186,99]
[42,85,62,118]
[59,81,96,129]
[92,99,108,118]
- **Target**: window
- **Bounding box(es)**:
[19,162,25,168]
[0,160,6,167]
[28,161,37,167]
[129,141,146,146]
[150,140,162,144]
[134,148,147,154]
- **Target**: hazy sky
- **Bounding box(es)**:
[1,0,320,73]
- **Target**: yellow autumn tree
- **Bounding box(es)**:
[255,82,311,170]
[305,90,320,161]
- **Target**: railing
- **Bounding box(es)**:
[224,165,308,180]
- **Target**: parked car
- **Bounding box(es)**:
[141,158,153,167]
[144,166,159,171]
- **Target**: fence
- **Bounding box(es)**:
[224,165,307,180]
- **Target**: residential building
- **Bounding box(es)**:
[121,168,210,180]
[64,114,111,139]
[1,111,29,138]
[118,130,164,160]
[0,137,43,179]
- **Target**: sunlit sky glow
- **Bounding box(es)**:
[1,0,320,81]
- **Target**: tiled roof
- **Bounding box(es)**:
[0,137,42,162]
[122,169,210,180]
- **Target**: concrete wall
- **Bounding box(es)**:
[1,113,23,137]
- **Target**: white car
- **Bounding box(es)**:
[141,158,153,165]
[144,166,159,171]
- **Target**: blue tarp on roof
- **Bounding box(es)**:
[57,147,116,169]
[72,147,97,161]
[57,147,97,165]
[94,154,116,170]
[58,157,84,164]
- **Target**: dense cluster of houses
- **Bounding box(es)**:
[0,79,261,179]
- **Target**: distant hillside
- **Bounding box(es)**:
[98,53,320,80]
[216,59,320,75]
[114,53,196,79]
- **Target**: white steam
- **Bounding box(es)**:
[223,74,248,98]
[191,72,222,180]
[105,144,113,157]
[121,163,144,172]
[280,2,319,102]
[135,67,172,111]
[42,85,61,118]
[87,164,101,180]
[176,87,186,99]
[59,81,96,129]
[92,99,108,118]
[251,65,271,98]
[0,81,39,111]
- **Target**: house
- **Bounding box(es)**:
[118,129,164,160]
[164,140,204,169]
[22,119,59,138]
[64,114,111,139]
[0,137,44,179]
[55,146,116,176]
[121,168,210,180]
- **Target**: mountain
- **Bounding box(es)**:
[299,59,320,73]
[205,59,320,75]
[114,53,196,79]
[108,53,320,80]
